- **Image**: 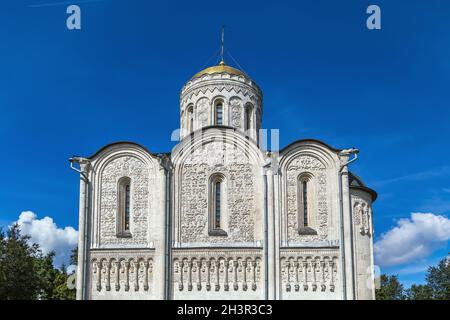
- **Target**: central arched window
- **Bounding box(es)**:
[214,181,221,229]
[209,173,227,236]
[302,180,308,227]
[215,101,223,125]
[118,177,132,237]
[297,173,317,235]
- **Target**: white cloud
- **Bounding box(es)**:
[14,211,78,267]
[374,212,450,267]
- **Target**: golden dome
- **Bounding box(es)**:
[191,61,246,79]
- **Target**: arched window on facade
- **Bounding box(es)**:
[186,105,194,134]
[118,177,132,237]
[297,173,317,235]
[214,100,223,125]
[302,180,308,226]
[245,103,253,131]
[214,180,222,228]
[209,173,227,236]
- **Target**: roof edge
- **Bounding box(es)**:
[349,172,378,202]
[86,141,165,159]
[350,185,378,202]
[280,138,342,154]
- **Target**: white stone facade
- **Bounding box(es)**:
[72,62,377,300]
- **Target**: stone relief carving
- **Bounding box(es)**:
[196,98,209,127]
[91,253,154,294]
[352,197,372,236]
[229,97,242,128]
[286,155,328,242]
[173,251,262,292]
[100,156,152,246]
[180,141,256,244]
[280,250,338,293]
[182,83,261,107]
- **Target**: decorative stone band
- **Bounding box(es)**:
[181,73,263,101]
[280,249,339,293]
[283,239,339,248]
[175,242,263,248]
[172,249,262,293]
[180,83,262,108]
[90,249,154,293]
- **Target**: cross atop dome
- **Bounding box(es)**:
[190,26,251,80]
[220,25,225,65]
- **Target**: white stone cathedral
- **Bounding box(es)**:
[71,59,377,300]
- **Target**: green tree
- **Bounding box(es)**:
[405,284,433,300]
[0,224,76,300]
[0,224,41,299]
[51,267,76,300]
[33,249,76,300]
[34,251,59,299]
[70,247,78,266]
[426,257,450,300]
[375,274,405,300]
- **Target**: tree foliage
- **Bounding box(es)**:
[0,224,41,299]
[375,274,405,300]
[405,284,433,300]
[70,247,78,266]
[426,257,450,300]
[0,224,75,300]
[51,266,76,300]
[377,256,450,300]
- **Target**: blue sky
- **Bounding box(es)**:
[1,0,449,287]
